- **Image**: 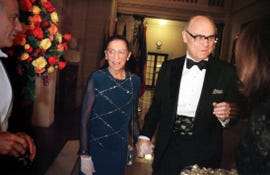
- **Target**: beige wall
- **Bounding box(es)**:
[51,0,115,106]
[145,18,187,59]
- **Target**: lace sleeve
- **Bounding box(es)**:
[78,75,95,155]
[129,75,141,146]
[236,111,270,173]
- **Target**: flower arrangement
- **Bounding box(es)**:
[6,0,72,100]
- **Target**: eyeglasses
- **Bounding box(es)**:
[106,49,128,57]
[185,30,218,43]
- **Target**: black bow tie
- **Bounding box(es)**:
[186,58,208,70]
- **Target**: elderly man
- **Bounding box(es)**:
[137,15,239,175]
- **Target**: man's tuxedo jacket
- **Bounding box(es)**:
[141,56,239,169]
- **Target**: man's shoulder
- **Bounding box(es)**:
[163,56,185,66]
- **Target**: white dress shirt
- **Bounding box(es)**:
[177,54,206,117]
[0,50,13,131]
[178,53,228,126]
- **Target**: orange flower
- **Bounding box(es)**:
[13,33,27,46]
[34,67,46,74]
[57,43,65,51]
[33,14,42,24]
[48,23,58,35]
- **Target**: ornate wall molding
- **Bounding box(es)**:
[117,0,231,22]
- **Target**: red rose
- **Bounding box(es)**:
[33,48,41,57]
[19,0,33,11]
[62,43,68,50]
[48,56,59,66]
[63,33,72,41]
[42,21,49,27]
[27,57,33,62]
[26,47,33,53]
[43,2,55,13]
[32,27,44,39]
[58,61,67,70]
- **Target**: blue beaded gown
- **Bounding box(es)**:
[79,68,141,175]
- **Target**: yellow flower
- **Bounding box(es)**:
[32,56,47,69]
[51,12,59,23]
[40,38,52,50]
[56,33,62,43]
[32,5,41,15]
[21,52,29,61]
[24,44,30,50]
[48,66,55,73]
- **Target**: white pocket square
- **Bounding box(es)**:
[212,89,223,94]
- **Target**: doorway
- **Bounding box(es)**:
[145,52,168,88]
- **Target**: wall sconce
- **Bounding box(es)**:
[156,40,162,50]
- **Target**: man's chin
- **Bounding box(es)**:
[5,41,14,48]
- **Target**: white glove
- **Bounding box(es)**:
[80,156,95,175]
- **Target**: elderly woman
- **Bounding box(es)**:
[78,35,141,175]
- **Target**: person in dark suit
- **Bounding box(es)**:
[136,15,239,175]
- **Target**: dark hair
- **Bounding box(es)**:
[235,16,270,105]
[105,35,130,51]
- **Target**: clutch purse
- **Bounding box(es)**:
[126,145,134,166]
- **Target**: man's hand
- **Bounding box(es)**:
[0,132,27,158]
[16,132,36,161]
[213,102,238,121]
[136,138,154,158]
[0,132,36,161]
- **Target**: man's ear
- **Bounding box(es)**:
[182,30,188,43]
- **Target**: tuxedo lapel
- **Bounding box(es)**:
[169,59,184,100]
[168,57,185,122]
